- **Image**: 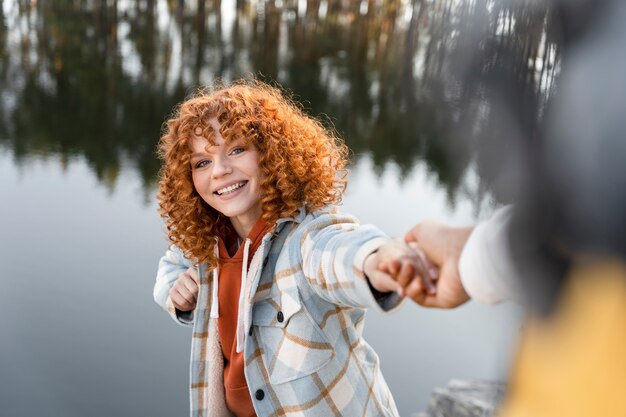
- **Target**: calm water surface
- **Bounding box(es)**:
[0,0,558,415]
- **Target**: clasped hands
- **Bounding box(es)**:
[364,239,438,302]
[365,221,473,308]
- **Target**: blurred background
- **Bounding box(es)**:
[0,0,563,415]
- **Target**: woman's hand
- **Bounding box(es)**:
[364,240,436,297]
[169,267,200,312]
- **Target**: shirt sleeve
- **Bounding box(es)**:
[458,206,522,304]
[298,211,403,313]
[153,245,196,326]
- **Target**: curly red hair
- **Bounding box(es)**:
[157,80,349,268]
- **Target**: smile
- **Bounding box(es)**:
[215,181,247,195]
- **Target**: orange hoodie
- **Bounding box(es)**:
[217,218,270,417]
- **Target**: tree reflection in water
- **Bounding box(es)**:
[0,0,559,203]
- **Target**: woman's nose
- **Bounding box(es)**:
[211,156,232,178]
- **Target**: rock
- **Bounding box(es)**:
[415,379,506,417]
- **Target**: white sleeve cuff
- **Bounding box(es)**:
[459,206,519,304]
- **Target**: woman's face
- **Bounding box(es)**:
[189,119,262,234]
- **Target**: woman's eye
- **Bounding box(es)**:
[231,147,245,155]
[195,160,211,169]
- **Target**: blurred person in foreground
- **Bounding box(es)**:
[401,0,626,415]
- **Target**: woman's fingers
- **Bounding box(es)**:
[170,270,199,311]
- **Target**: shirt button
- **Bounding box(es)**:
[277,311,284,323]
[255,389,265,401]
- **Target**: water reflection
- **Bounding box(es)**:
[0,0,559,201]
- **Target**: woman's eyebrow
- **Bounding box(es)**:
[190,152,211,160]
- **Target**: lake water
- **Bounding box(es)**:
[0,0,556,415]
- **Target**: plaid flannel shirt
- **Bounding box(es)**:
[154,208,402,417]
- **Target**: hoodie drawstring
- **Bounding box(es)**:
[210,244,220,319]
[208,238,253,352]
[207,220,291,338]
[236,238,251,353]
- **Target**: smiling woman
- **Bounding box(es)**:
[152,79,436,417]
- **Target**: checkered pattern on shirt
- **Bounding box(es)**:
[243,211,401,417]
[154,208,403,417]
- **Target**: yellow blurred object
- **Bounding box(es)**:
[500,260,626,417]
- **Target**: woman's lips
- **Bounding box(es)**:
[214,181,247,197]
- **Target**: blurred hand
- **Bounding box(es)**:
[169,267,200,312]
[404,221,473,308]
[364,240,436,296]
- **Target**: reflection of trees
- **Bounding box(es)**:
[0,1,184,192]
[0,0,559,202]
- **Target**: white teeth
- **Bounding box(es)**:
[216,182,245,195]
